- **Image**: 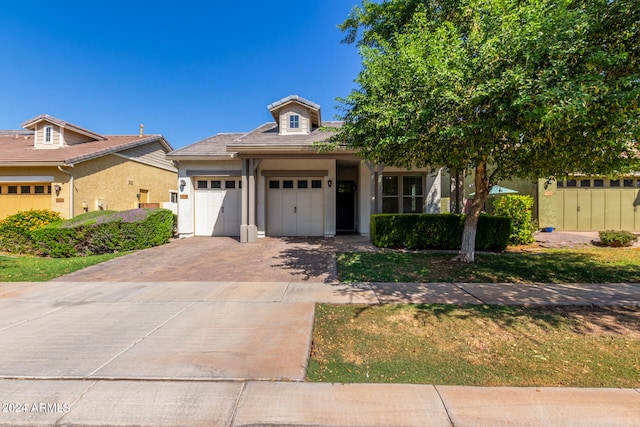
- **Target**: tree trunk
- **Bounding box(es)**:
[454,161,490,263]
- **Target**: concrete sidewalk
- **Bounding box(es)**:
[1,279,639,426]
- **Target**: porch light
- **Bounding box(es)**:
[179,179,186,191]
[54,184,61,196]
[328,179,332,187]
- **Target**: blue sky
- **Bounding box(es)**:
[0,1,363,149]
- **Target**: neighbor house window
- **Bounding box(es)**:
[44,126,52,144]
[610,179,620,187]
[225,180,236,189]
[34,185,45,194]
[21,185,31,194]
[170,191,178,203]
[594,179,604,187]
[8,186,17,194]
[289,115,299,129]
[211,180,221,189]
[197,180,208,189]
[624,179,634,188]
[402,176,424,213]
[382,176,399,213]
[580,179,591,187]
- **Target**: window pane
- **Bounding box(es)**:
[34,185,45,194]
[197,180,207,189]
[610,180,620,187]
[623,179,633,188]
[383,176,398,196]
[283,180,294,189]
[311,180,322,189]
[225,180,235,189]
[289,115,299,129]
[8,186,17,194]
[269,180,280,189]
[21,186,31,194]
[594,179,604,187]
[298,180,308,189]
[403,197,424,213]
[557,180,564,188]
[566,179,577,187]
[382,197,399,213]
[403,176,423,196]
[580,179,591,187]
[211,180,221,189]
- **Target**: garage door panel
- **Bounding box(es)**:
[577,191,591,231]
[267,179,324,237]
[620,191,635,231]
[605,191,621,230]
[563,191,578,230]
[195,186,240,237]
[590,191,605,231]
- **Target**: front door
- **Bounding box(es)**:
[336,181,356,232]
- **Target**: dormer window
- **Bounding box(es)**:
[44,126,52,144]
[289,115,299,129]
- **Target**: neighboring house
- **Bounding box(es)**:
[537,176,640,231]
[167,95,442,241]
[0,115,178,220]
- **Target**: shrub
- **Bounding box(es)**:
[31,208,174,257]
[0,209,62,254]
[370,213,511,252]
[492,195,535,245]
[599,230,638,247]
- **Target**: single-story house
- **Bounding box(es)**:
[167,95,442,241]
[0,115,178,220]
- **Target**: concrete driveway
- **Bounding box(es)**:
[52,236,339,283]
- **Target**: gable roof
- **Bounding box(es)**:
[0,133,174,166]
[227,121,342,153]
[21,114,106,141]
[267,95,322,127]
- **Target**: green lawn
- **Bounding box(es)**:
[337,248,640,283]
[308,304,640,387]
[0,252,128,281]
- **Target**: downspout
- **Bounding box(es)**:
[57,165,74,219]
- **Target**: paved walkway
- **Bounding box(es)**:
[1,234,639,426]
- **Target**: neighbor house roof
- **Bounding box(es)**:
[21,114,106,141]
[166,133,245,160]
[0,133,173,166]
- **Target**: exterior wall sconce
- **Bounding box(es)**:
[54,184,61,196]
[179,179,186,192]
[543,178,554,190]
[328,179,332,187]
[136,193,141,200]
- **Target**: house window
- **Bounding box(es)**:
[382,176,399,213]
[225,180,236,189]
[211,180,221,189]
[8,186,17,194]
[403,176,424,213]
[610,179,620,187]
[170,191,178,203]
[623,179,634,188]
[197,180,208,189]
[44,126,52,144]
[289,115,299,129]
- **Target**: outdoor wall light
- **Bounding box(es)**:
[136,193,141,200]
[544,178,554,190]
[179,179,186,191]
[328,179,333,187]
[54,184,61,195]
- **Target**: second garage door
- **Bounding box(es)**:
[267,178,324,236]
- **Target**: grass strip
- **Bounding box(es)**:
[337,248,640,283]
[308,304,640,387]
[0,252,128,282]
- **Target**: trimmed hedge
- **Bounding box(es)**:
[492,195,535,245]
[31,208,174,257]
[0,209,62,254]
[370,213,511,251]
[599,230,638,247]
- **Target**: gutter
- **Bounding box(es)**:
[57,165,74,219]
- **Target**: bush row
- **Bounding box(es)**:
[370,213,511,251]
[0,208,174,257]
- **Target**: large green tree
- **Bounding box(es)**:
[333,0,640,262]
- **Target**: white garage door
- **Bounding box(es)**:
[267,178,324,237]
[194,178,241,236]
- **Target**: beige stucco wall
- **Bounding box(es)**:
[71,155,177,216]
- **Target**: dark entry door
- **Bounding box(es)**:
[336,181,356,231]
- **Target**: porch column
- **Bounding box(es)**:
[376,165,384,214]
[240,159,249,242]
[368,161,377,215]
[247,158,258,242]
